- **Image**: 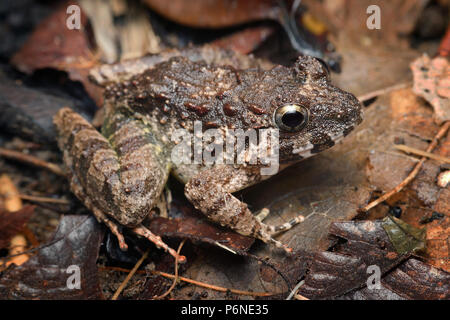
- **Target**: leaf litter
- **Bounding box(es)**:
[1,0,449,300]
[0,215,104,299]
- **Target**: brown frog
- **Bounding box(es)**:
[54,46,362,262]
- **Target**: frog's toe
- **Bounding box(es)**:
[267,214,305,236]
[132,224,186,263]
[90,206,128,251]
[256,214,305,254]
[255,208,270,222]
[267,237,294,254]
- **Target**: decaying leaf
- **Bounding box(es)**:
[0,215,104,299]
[297,220,410,299]
[411,54,450,124]
[338,257,450,300]
[382,215,426,254]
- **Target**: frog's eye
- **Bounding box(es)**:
[274,104,309,132]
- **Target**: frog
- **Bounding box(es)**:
[53,46,362,263]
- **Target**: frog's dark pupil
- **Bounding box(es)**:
[282,110,304,128]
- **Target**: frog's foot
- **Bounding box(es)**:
[255,208,305,251]
[255,217,303,254]
[256,208,305,235]
[132,225,186,263]
[92,207,128,251]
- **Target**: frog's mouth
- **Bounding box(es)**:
[291,130,345,158]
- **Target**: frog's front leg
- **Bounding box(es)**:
[184,165,304,253]
[54,107,185,262]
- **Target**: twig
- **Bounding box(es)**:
[394,144,450,164]
[294,294,309,300]
[153,239,186,300]
[111,249,149,300]
[361,121,450,213]
[0,147,65,177]
[18,194,70,205]
[357,82,411,103]
[99,266,147,274]
[99,266,275,297]
[151,271,274,297]
[286,280,306,300]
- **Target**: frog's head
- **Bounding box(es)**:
[264,56,363,163]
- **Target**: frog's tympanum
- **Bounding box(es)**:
[54,47,362,262]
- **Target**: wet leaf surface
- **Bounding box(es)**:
[0,206,35,249]
[0,215,104,299]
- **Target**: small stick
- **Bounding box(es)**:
[0,147,65,177]
[111,249,149,300]
[361,121,449,213]
[394,144,450,164]
[357,82,411,103]
[151,271,274,297]
[294,294,309,300]
[18,194,70,205]
[286,280,308,300]
[154,239,186,300]
[99,266,274,297]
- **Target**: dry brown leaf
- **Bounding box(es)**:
[411,55,450,124]
[11,1,104,106]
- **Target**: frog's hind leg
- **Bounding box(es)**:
[69,173,128,250]
[54,107,185,262]
[185,165,303,254]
